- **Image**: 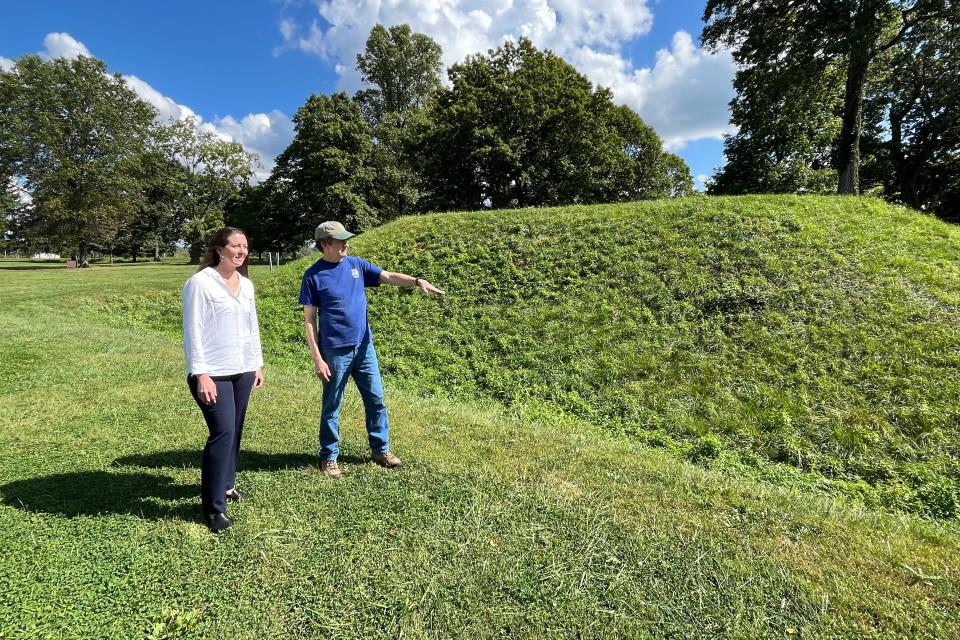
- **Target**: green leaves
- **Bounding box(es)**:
[0,55,157,260]
[705,0,960,206]
[156,118,254,260]
[268,92,375,238]
[418,38,692,211]
[354,23,442,129]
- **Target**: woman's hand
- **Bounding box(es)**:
[197,373,217,405]
[253,368,265,389]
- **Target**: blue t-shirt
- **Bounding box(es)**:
[299,255,383,351]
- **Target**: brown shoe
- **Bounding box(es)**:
[371,451,402,468]
[320,459,342,479]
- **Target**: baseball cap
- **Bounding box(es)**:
[314,221,355,241]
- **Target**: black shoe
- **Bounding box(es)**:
[226,488,251,503]
[204,512,232,533]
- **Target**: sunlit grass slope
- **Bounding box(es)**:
[1,258,959,638]
[257,195,960,518]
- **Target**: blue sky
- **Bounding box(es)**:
[1,0,735,188]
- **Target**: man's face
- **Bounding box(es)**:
[322,238,349,261]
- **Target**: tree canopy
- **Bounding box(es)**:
[705,1,960,217]
[703,0,959,196]
[268,92,375,241]
[2,25,696,260]
[873,10,960,217]
[354,24,444,223]
[0,55,156,261]
[418,38,691,211]
[354,23,443,129]
[158,118,255,262]
[708,60,843,195]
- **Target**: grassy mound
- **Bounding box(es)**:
[256,195,960,517]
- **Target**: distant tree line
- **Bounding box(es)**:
[0,24,692,262]
[0,56,254,262]
[703,0,960,220]
[231,25,694,252]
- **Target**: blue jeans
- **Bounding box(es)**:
[319,338,389,460]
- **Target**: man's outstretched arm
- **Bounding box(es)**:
[379,271,445,295]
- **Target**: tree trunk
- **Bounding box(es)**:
[889,107,921,208]
[836,47,871,195]
[189,242,204,264]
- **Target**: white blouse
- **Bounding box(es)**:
[182,267,264,377]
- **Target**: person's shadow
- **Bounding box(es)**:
[0,450,365,520]
[0,471,197,520]
[112,449,332,471]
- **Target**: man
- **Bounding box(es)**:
[300,220,444,479]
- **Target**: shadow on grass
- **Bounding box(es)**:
[0,264,68,271]
[91,261,190,268]
[113,449,367,470]
[0,471,197,520]
[0,450,368,519]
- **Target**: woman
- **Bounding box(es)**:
[182,227,264,533]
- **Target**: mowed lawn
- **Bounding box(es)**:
[0,260,958,639]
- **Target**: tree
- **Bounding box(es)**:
[661,152,696,198]
[225,182,307,259]
[608,105,695,199]
[354,24,443,222]
[0,178,17,253]
[224,184,266,257]
[871,12,960,217]
[708,61,843,195]
[269,93,375,239]
[418,38,690,211]
[354,24,442,129]
[364,111,429,221]
[703,0,956,194]
[120,142,190,261]
[0,55,156,262]
[158,119,255,262]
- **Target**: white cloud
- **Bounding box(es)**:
[0,56,13,71]
[572,31,737,149]
[286,0,651,90]
[278,1,733,149]
[207,111,296,181]
[118,79,293,181]
[123,74,199,123]
[41,32,93,60]
[279,18,298,42]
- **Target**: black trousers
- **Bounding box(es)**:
[188,371,255,515]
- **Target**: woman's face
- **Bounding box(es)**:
[218,233,248,269]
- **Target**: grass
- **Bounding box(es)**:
[232,195,959,519]
[0,197,958,638]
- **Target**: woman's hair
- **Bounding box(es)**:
[198,226,249,277]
